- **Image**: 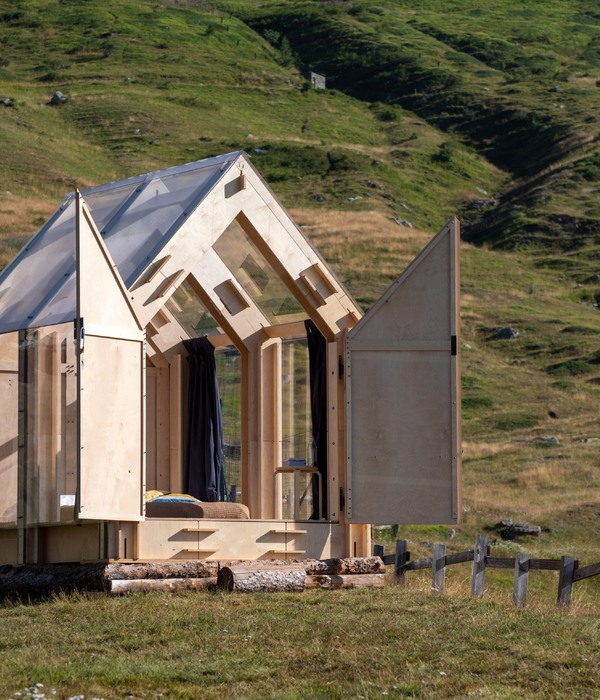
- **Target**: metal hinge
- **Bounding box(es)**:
[74,317,85,352]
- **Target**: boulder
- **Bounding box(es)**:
[492,327,519,340]
[49,90,68,105]
[392,218,413,228]
[534,435,560,445]
[494,517,541,540]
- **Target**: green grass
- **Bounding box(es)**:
[493,413,540,431]
[0,587,598,699]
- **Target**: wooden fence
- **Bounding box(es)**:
[374,534,600,608]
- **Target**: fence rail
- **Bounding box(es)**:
[374,534,600,608]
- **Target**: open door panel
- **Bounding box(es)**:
[345,218,461,525]
[76,194,146,521]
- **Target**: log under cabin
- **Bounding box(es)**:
[0,151,461,566]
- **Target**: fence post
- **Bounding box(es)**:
[432,543,446,593]
[373,544,384,559]
[395,540,409,586]
[557,556,577,607]
[471,534,488,598]
[513,553,529,608]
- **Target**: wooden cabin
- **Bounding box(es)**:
[0,151,461,566]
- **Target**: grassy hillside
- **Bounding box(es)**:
[0,0,599,566]
[223,0,600,255]
[0,0,504,238]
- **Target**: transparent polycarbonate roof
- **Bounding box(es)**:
[0,152,241,333]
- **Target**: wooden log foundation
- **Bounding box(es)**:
[216,567,387,592]
[110,577,217,594]
[222,557,386,576]
[306,574,386,590]
[0,557,386,596]
[217,568,307,593]
[105,561,218,580]
[0,562,111,595]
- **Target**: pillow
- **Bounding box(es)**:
[144,490,165,502]
[148,492,200,504]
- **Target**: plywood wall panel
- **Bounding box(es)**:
[78,336,143,521]
[345,220,460,526]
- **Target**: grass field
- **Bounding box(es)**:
[0,586,598,699]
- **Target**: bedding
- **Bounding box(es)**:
[145,492,250,519]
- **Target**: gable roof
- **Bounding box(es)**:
[0,152,241,333]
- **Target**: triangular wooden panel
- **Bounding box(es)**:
[76,192,145,522]
[345,218,460,525]
[76,192,143,341]
[349,218,456,345]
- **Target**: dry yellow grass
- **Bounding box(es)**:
[0,193,55,265]
[462,440,518,459]
[467,464,600,526]
[0,194,54,234]
[292,208,432,258]
[291,208,433,302]
[570,75,600,85]
[515,460,582,489]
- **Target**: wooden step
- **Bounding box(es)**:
[264,549,306,557]
[178,549,218,555]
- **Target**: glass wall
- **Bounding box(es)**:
[281,337,311,464]
[0,332,18,526]
[280,337,314,520]
[20,322,78,526]
[216,346,242,502]
[166,278,243,502]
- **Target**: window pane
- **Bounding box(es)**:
[214,219,305,326]
[216,346,242,502]
[0,332,18,526]
[166,278,223,337]
[20,322,78,526]
[281,337,311,465]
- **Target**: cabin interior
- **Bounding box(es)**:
[0,152,461,566]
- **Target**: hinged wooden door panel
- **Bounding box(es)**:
[76,193,145,521]
[345,218,461,524]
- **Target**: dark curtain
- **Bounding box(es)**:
[305,319,328,519]
[183,336,225,502]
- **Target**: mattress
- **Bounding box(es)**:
[145,499,250,519]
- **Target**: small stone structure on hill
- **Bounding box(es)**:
[309,71,326,89]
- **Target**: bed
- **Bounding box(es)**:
[144,492,250,519]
